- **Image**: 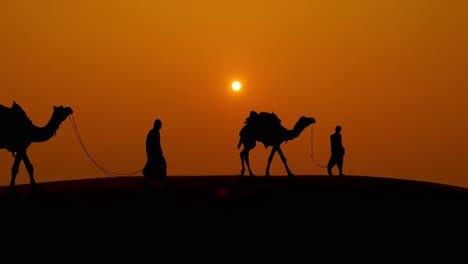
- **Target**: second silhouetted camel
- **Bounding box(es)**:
[237,112,316,177]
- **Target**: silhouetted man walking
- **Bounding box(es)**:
[143,119,167,185]
[327,125,345,176]
[238,110,259,149]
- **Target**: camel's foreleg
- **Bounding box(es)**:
[276,146,294,176]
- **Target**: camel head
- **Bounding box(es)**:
[52,105,73,123]
[296,116,316,130]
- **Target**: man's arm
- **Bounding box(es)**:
[338,134,345,153]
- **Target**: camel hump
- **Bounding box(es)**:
[0,102,33,128]
[240,111,282,137]
[257,112,281,125]
[244,111,281,125]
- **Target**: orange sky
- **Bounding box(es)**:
[1,0,467,188]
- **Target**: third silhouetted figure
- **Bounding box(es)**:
[143,119,167,185]
[327,125,345,176]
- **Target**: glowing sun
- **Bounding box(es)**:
[231,81,242,91]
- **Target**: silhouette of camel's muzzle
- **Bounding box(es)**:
[305,117,316,124]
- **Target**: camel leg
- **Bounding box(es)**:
[241,141,256,176]
[243,149,255,176]
[276,146,294,176]
[10,151,24,192]
[265,146,278,176]
[22,151,38,190]
[240,150,245,176]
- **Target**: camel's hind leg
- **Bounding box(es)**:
[22,151,38,190]
[240,140,256,176]
[243,149,255,176]
[10,151,24,192]
[240,148,255,176]
[265,146,278,176]
[240,150,246,176]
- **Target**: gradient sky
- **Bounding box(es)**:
[1,0,467,188]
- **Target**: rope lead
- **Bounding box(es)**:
[310,124,328,169]
[68,115,143,177]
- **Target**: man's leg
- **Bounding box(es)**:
[155,157,167,180]
[162,157,167,178]
[327,157,335,176]
[143,161,153,188]
[337,156,344,176]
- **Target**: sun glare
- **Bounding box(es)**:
[231,81,241,91]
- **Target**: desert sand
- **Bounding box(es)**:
[0,175,467,261]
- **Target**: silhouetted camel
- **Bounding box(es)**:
[237,111,316,176]
[0,101,73,192]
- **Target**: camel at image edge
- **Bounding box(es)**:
[0,101,73,192]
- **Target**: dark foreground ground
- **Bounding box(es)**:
[0,175,467,261]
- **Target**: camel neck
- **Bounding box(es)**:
[30,116,63,143]
[284,120,307,141]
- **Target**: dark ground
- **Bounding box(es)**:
[0,175,467,261]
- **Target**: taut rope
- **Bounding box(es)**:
[68,115,143,177]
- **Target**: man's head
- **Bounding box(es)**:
[154,119,162,130]
[335,125,342,133]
